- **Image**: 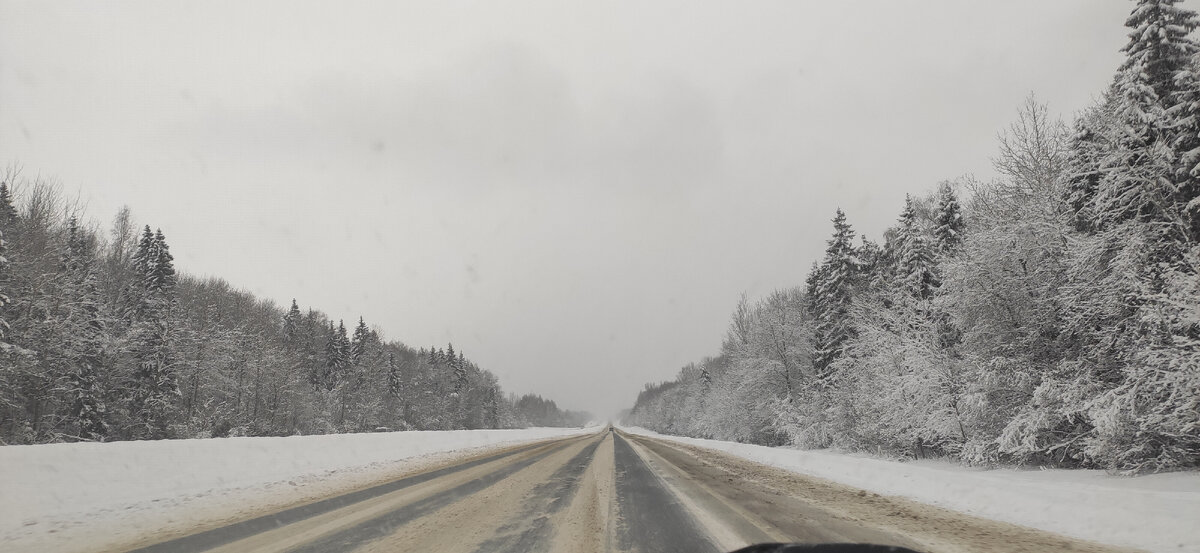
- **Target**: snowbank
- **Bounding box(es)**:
[0,426,597,551]
[623,426,1200,553]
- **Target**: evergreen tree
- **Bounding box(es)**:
[282,299,301,347]
[1095,0,1200,235]
[895,196,939,299]
[1117,0,1199,132]
[1065,101,1115,232]
[487,386,500,428]
[0,184,10,346]
[812,209,859,379]
[933,183,964,254]
[350,316,371,366]
[61,218,109,440]
[447,344,467,396]
[127,227,180,439]
[0,181,16,228]
[321,321,350,391]
[386,353,402,399]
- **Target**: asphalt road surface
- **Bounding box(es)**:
[122,429,1132,553]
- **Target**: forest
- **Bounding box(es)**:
[0,179,589,445]
[626,0,1200,473]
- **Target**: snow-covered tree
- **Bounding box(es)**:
[933,182,964,254]
[350,316,371,366]
[282,299,301,347]
[895,195,939,300]
[320,321,350,392]
[127,228,180,439]
[811,209,859,379]
[0,183,11,348]
[58,218,110,440]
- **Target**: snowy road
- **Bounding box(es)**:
[121,430,1133,553]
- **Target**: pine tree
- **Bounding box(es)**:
[282,299,301,347]
[487,386,500,428]
[1065,101,1115,232]
[1096,0,1200,234]
[386,353,402,399]
[350,316,371,366]
[812,209,860,379]
[0,185,10,346]
[1117,0,1199,133]
[933,183,964,254]
[321,321,350,391]
[147,229,177,300]
[0,181,16,227]
[127,227,180,439]
[895,195,939,299]
[449,344,468,395]
[61,217,109,440]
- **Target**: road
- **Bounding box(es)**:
[122,429,1132,553]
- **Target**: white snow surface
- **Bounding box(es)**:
[0,426,596,552]
[623,426,1200,553]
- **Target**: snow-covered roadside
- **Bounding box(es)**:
[0,426,597,552]
[623,427,1200,553]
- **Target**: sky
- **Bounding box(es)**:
[0,0,1164,418]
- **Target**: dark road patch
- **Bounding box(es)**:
[613,433,720,553]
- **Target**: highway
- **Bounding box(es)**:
[123,429,1129,553]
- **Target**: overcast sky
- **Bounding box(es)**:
[0,1,1165,417]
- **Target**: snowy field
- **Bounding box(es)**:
[623,427,1200,553]
[0,426,597,552]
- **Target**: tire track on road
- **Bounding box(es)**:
[468,435,604,553]
[129,435,587,553]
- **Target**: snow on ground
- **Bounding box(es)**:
[623,426,1200,553]
[0,426,597,552]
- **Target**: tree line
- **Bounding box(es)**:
[626,0,1200,473]
[0,178,588,444]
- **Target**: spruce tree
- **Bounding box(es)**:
[449,344,468,395]
[283,299,301,347]
[350,316,371,366]
[0,182,16,228]
[1097,0,1200,234]
[933,183,964,254]
[812,209,859,379]
[1117,0,1199,131]
[895,196,939,299]
[1064,102,1115,233]
[0,188,10,346]
[321,321,350,391]
[386,353,402,399]
[61,218,109,440]
[487,386,500,428]
[127,228,180,439]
